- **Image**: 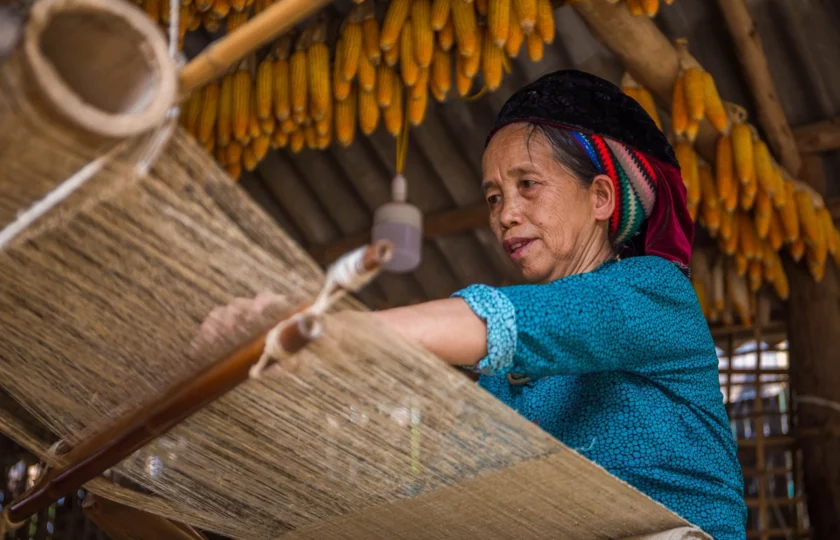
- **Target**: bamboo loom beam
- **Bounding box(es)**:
[715,0,802,175]
[83,494,209,540]
[794,116,840,154]
[179,0,331,97]
[4,241,393,525]
[570,0,822,205]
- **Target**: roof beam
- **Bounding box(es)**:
[794,116,840,154]
[309,203,489,265]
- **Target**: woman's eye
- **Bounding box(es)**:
[486,194,501,206]
[520,179,536,190]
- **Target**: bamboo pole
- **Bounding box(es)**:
[4,241,392,526]
[178,0,331,97]
[715,0,802,176]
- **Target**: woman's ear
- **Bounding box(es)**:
[590,174,616,221]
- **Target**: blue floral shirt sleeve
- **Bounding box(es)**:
[452,256,713,379]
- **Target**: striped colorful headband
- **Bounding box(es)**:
[571,131,658,245]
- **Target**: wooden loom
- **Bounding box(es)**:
[0,0,707,538]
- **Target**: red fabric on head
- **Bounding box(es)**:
[642,154,694,270]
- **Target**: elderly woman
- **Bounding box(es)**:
[209,70,746,538]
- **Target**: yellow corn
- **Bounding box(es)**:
[408,80,429,126]
[740,174,756,210]
[513,0,536,33]
[289,129,305,153]
[308,42,331,120]
[768,210,783,251]
[290,50,308,119]
[381,0,411,51]
[748,259,763,293]
[271,129,288,149]
[316,133,331,150]
[438,17,455,52]
[340,23,363,82]
[819,208,837,256]
[304,124,317,149]
[183,87,203,137]
[455,53,474,97]
[536,0,554,43]
[412,0,434,68]
[719,208,734,241]
[249,99,261,140]
[334,43,353,101]
[384,36,401,66]
[451,0,478,57]
[280,117,297,134]
[739,212,757,260]
[400,21,420,86]
[255,56,274,120]
[723,212,739,255]
[735,253,748,277]
[724,176,739,213]
[144,0,160,24]
[633,87,662,131]
[216,73,233,145]
[505,7,524,57]
[684,67,705,122]
[771,255,789,300]
[226,140,243,165]
[753,140,775,195]
[432,0,451,30]
[794,189,820,244]
[336,86,357,147]
[699,164,719,235]
[195,0,213,12]
[462,25,482,77]
[187,7,201,32]
[431,45,452,99]
[525,30,543,61]
[675,141,699,209]
[702,200,721,237]
[755,191,772,239]
[232,66,251,144]
[202,12,221,33]
[242,145,258,172]
[671,75,688,136]
[731,122,754,185]
[642,0,658,17]
[482,30,504,91]
[363,17,382,65]
[685,119,700,143]
[229,0,245,12]
[215,145,228,167]
[789,237,805,262]
[358,51,376,92]
[197,84,219,144]
[377,64,394,107]
[807,254,825,283]
[384,78,404,136]
[227,11,248,34]
[273,59,290,121]
[779,181,800,242]
[476,0,488,16]
[226,162,242,181]
[359,89,380,135]
[702,72,728,133]
[316,99,332,137]
[488,0,510,47]
[412,68,430,101]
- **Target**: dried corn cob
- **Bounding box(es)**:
[675,141,699,216]
[195,0,213,12]
[476,0,488,16]
[215,145,228,166]
[187,7,201,31]
[794,189,820,244]
[482,30,504,91]
[753,140,775,195]
[377,64,395,107]
[362,17,382,66]
[748,259,762,292]
[455,53,474,97]
[779,180,800,242]
[684,67,705,122]
[271,129,289,149]
[525,30,543,61]
[432,0,451,30]
[381,0,411,51]
[505,7,524,57]
[315,101,332,137]
[183,87,203,136]
[513,0,536,33]
[195,85,219,145]
[231,63,251,143]
[771,257,789,300]
[536,0,554,43]
[336,86,357,147]
[810,208,829,264]
[740,174,757,210]
[384,79,404,136]
[290,49,308,121]
[227,10,248,33]
[252,134,270,161]
[634,87,662,131]
[229,0,245,12]
[734,254,748,277]
[412,0,434,68]
[438,17,455,52]
[242,145,258,172]
[819,208,837,256]
[431,45,452,98]
[304,124,317,149]
[202,12,221,33]
[641,0,658,17]
[724,176,739,213]
[401,21,420,86]
[408,80,429,126]
[671,74,688,136]
[723,211,739,255]
[451,0,478,57]
[462,24,483,77]
[625,0,643,16]
[248,98,261,140]
[358,51,377,92]
[703,72,728,133]
[280,117,297,134]
[260,114,275,135]
[768,210,783,250]
[699,163,719,234]
[384,36,401,66]
[255,54,274,121]
[227,140,242,165]
[359,88,380,135]
[488,0,510,47]
[731,122,754,185]
[217,72,233,145]
[289,129,305,153]
[412,68,430,101]
[144,0,160,24]
[226,162,241,181]
[789,237,805,262]
[807,254,825,283]
[308,21,331,121]
[334,43,353,101]
[339,20,363,82]
[719,208,734,241]
[755,191,772,239]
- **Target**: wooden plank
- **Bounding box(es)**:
[794,116,840,154]
[716,0,802,175]
[82,495,208,540]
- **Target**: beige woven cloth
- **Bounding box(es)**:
[623,526,714,540]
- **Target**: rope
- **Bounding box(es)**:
[249,245,382,379]
[395,102,411,175]
[798,395,840,414]
[168,0,180,60]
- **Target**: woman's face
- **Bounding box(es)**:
[481,124,615,283]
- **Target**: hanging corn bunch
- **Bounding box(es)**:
[621,72,662,131]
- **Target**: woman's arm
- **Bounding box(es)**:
[371,298,488,367]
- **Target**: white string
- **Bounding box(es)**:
[250,246,381,379]
[798,395,840,414]
[168,0,180,60]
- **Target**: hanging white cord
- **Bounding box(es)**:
[798,395,840,414]
[168,0,180,60]
[249,246,382,379]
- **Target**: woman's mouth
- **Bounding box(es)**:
[503,237,535,261]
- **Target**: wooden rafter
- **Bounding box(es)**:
[794,116,840,154]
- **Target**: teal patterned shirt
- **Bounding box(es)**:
[452,256,747,539]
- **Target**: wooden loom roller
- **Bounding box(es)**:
[4,240,394,526]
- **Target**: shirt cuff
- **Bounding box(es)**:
[451,284,516,376]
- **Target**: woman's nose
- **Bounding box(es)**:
[498,197,523,229]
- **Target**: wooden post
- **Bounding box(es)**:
[715,0,802,175]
